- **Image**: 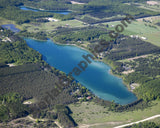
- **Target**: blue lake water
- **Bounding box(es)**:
[26,38,137,105]
[1,24,21,33]
[20,6,71,15]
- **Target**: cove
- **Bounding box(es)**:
[25,38,137,105]
[20,6,71,15]
[1,24,20,33]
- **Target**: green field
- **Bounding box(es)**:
[0,17,87,34]
[22,19,87,33]
[103,17,160,47]
[69,101,160,128]
[135,2,160,13]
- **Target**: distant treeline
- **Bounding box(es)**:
[0,0,159,25]
[0,0,74,24]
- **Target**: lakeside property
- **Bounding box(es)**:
[25,38,137,105]
[1,0,160,127]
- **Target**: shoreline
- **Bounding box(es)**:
[25,36,137,98]
[105,59,137,94]
[24,36,138,105]
[21,5,73,12]
[51,39,137,96]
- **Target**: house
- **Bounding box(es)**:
[130,35,139,39]
[87,96,92,100]
[78,97,83,100]
[111,25,115,27]
[2,37,12,42]
[141,36,147,40]
[146,1,158,5]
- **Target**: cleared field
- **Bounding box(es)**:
[69,101,160,128]
[117,54,152,63]
[103,17,160,47]
[80,14,124,21]
[135,2,160,12]
[22,19,86,32]
[0,18,87,33]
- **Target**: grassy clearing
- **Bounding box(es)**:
[103,17,160,47]
[117,54,152,63]
[0,18,86,33]
[69,101,160,128]
[135,2,160,12]
[81,14,124,21]
[22,19,86,33]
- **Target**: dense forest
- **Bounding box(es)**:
[0,0,74,24]
[52,26,109,43]
[0,93,30,122]
[0,0,159,25]
[22,0,159,19]
[0,28,93,126]
[0,27,42,64]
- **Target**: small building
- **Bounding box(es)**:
[87,96,92,100]
[130,35,139,39]
[111,25,115,27]
[141,36,147,40]
[146,1,158,5]
[2,37,12,42]
[78,97,83,100]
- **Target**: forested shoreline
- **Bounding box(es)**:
[0,27,96,127]
[0,0,160,25]
[0,0,160,127]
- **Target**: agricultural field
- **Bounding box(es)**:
[134,1,160,12]
[103,15,160,47]
[0,16,87,33]
[69,100,160,128]
[22,19,87,33]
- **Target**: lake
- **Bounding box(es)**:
[20,6,71,15]
[26,38,137,105]
[1,24,21,33]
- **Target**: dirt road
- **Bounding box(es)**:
[114,114,160,128]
